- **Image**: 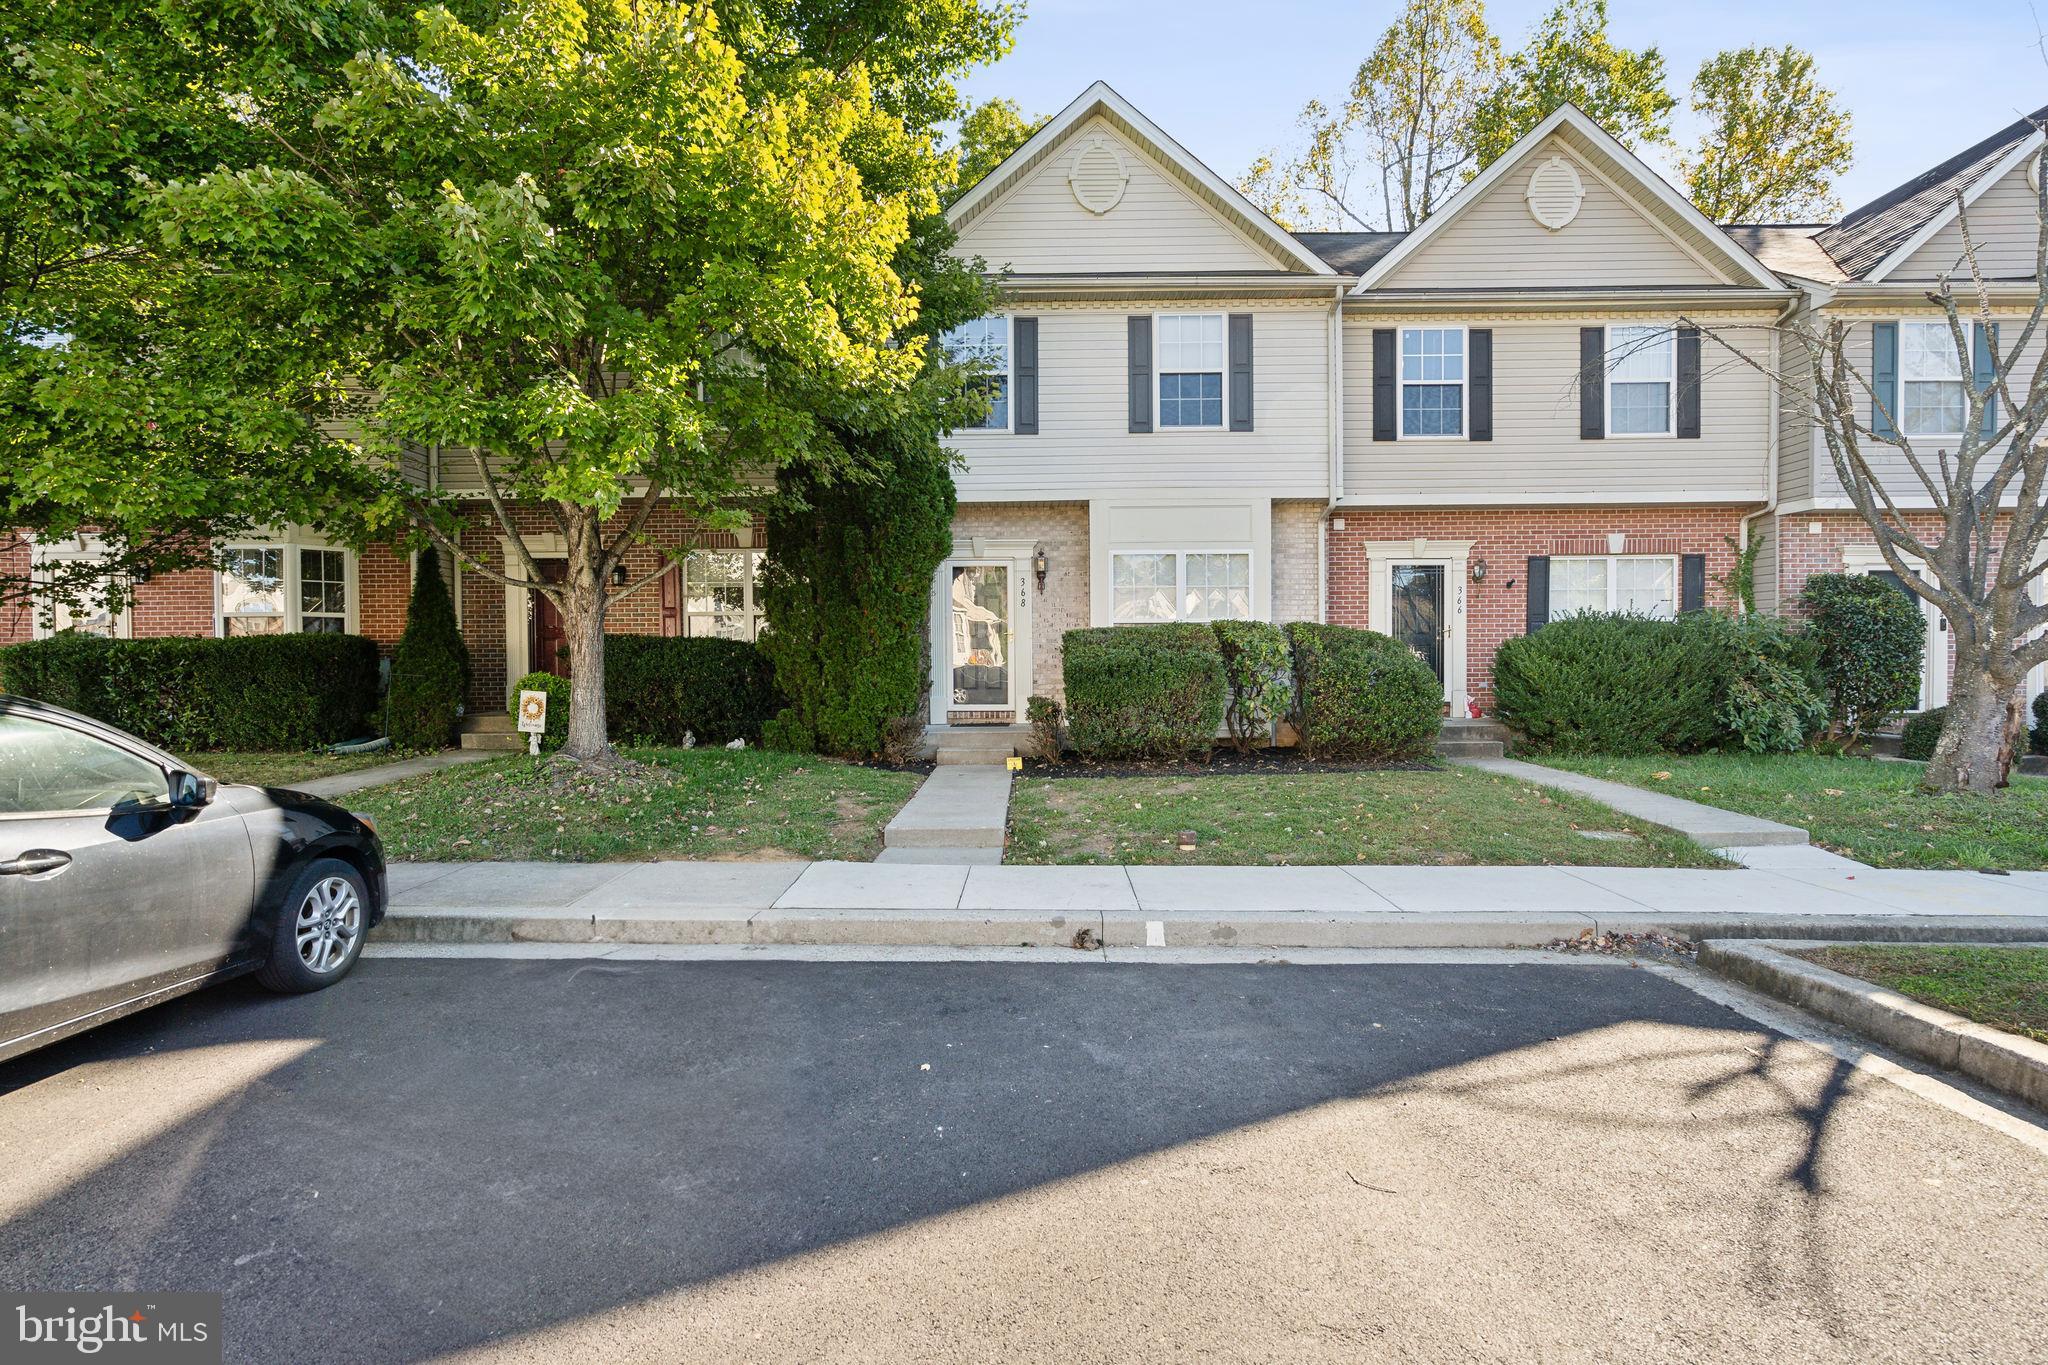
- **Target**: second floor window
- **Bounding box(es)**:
[1157,314,1224,427]
[1900,320,1966,437]
[1550,555,1676,620]
[1606,325,1674,435]
[943,317,1009,431]
[1401,327,1465,437]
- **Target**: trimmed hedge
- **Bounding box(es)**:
[1284,622,1442,760]
[0,632,379,751]
[1900,706,1946,761]
[510,671,572,753]
[1493,613,1724,755]
[605,635,778,747]
[1062,624,1226,760]
[1802,574,1925,741]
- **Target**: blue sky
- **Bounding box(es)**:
[957,0,2048,222]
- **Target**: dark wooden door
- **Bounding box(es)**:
[530,560,570,677]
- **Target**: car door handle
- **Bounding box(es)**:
[0,850,70,876]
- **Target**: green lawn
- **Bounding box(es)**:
[185,749,408,788]
[1005,766,1727,867]
[1530,752,2048,871]
[1796,945,2048,1044]
[352,747,924,862]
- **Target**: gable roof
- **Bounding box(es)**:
[946,81,1335,277]
[1720,224,1845,284]
[1347,104,1785,293]
[1816,105,2048,281]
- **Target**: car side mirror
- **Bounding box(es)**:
[167,769,217,809]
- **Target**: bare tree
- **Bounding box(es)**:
[1783,155,2048,793]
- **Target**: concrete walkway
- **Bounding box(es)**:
[289,748,497,799]
[377,859,2048,951]
[1453,755,1809,848]
[876,766,1012,865]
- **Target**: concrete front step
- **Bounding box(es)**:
[459,731,525,751]
[461,712,517,734]
[1435,738,1506,759]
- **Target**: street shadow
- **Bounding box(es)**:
[0,958,1927,1361]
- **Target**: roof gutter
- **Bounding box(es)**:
[990,273,1359,299]
[1342,287,1802,314]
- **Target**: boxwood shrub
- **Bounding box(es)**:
[1284,622,1442,760]
[1899,706,1946,761]
[1801,574,1925,741]
[1062,624,1226,760]
[2032,691,2048,757]
[605,635,778,746]
[1492,613,1724,755]
[0,632,379,751]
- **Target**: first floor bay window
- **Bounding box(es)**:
[218,540,354,635]
[219,547,287,635]
[1549,555,1676,619]
[1112,550,1251,623]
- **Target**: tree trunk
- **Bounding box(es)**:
[557,509,612,762]
[1923,663,2022,794]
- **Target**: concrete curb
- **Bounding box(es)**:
[1699,939,2048,1111]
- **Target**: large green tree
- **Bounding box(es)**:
[1241,0,1499,232]
[146,0,1013,762]
[1,0,397,623]
[949,97,1049,205]
[1468,0,1674,169]
[1679,46,1854,223]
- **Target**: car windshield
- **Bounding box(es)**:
[0,713,167,814]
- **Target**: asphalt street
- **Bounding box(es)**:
[2,953,2044,1363]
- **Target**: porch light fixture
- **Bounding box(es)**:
[1033,547,1049,590]
[1469,559,1487,584]
[611,563,628,587]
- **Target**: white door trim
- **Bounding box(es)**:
[1362,539,1472,717]
[501,533,568,702]
[930,536,1036,724]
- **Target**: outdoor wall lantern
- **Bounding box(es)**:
[1033,547,1049,590]
[1469,559,1488,584]
[611,563,629,587]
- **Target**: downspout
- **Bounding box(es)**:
[1735,293,1804,613]
[1323,281,1347,622]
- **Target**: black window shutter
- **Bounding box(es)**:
[1127,316,1152,433]
[1012,316,1038,435]
[1372,329,1396,441]
[1579,327,1605,440]
[1680,554,1706,612]
[1468,329,1492,441]
[1228,313,1253,432]
[1676,326,1701,439]
[1526,556,1550,632]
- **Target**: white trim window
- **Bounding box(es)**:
[1156,313,1225,428]
[1605,325,1675,436]
[1399,327,1465,437]
[29,537,130,639]
[1111,550,1251,623]
[1549,555,1677,619]
[217,539,356,636]
[683,549,764,640]
[942,316,1010,431]
[1899,320,1967,437]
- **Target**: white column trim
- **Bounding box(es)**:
[500,533,568,700]
[1361,539,1473,717]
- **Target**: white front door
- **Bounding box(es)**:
[945,562,1015,719]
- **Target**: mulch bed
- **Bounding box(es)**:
[1016,749,1441,779]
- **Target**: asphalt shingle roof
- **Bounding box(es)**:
[1814,105,2048,280]
[1290,231,1407,275]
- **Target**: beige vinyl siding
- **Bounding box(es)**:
[1340,310,1775,502]
[953,119,1285,274]
[1379,140,1724,289]
[1896,162,2044,280]
[948,302,1332,501]
[1777,323,1816,501]
[1812,309,2045,504]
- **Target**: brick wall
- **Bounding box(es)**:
[1271,499,1323,626]
[1328,505,1751,706]
[949,501,1089,706]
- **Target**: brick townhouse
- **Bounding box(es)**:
[7,83,2045,734]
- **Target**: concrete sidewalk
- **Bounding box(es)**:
[1453,755,1809,847]
[378,859,2048,951]
[290,748,496,798]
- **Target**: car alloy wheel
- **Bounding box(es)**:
[295,875,363,974]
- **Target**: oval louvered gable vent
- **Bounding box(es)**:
[1069,139,1129,215]
[1524,155,1585,231]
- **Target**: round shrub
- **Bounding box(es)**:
[1062,624,1225,761]
[2032,691,2047,757]
[1492,613,1723,755]
[1801,574,1925,741]
[510,671,572,753]
[1900,706,1946,761]
[1284,622,1441,760]
[386,547,471,751]
[605,635,778,746]
[1213,619,1291,752]
[1687,611,1826,753]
